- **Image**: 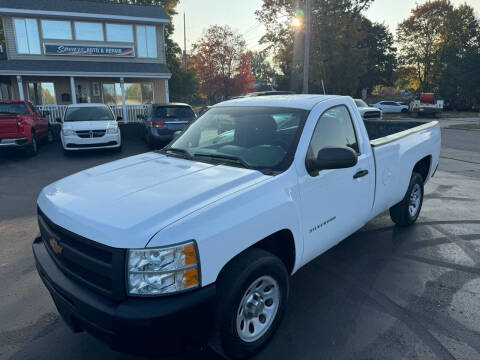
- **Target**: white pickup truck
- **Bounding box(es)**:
[33,95,441,359]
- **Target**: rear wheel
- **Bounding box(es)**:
[25,132,38,156]
[390,172,424,226]
[401,108,408,113]
[212,248,289,359]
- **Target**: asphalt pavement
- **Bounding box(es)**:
[0,122,479,360]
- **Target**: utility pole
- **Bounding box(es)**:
[302,0,311,94]
[183,12,187,70]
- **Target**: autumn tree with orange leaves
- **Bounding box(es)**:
[191,25,255,103]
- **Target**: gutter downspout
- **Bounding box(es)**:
[120,77,127,123]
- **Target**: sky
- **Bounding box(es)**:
[172,0,480,52]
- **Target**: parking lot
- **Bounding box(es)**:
[1,120,479,360]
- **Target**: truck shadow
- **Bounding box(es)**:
[257,218,480,359]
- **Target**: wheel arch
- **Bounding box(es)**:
[413,155,432,182]
[216,229,297,282]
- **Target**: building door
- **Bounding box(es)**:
[76,80,91,103]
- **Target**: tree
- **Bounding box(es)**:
[191,25,254,102]
[358,20,397,93]
[249,51,276,88]
[256,0,389,96]
[397,0,480,103]
[396,0,453,92]
[437,4,480,103]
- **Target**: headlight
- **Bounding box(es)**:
[106,126,119,134]
[127,241,200,296]
[62,129,75,136]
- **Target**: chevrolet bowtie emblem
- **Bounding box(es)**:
[49,238,63,255]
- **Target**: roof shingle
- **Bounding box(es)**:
[0,0,169,22]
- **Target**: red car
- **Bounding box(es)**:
[0,101,52,155]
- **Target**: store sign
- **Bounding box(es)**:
[44,44,135,57]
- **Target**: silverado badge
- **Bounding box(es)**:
[49,238,63,255]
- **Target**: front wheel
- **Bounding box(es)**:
[25,133,38,156]
[213,248,289,359]
[47,127,54,144]
[390,172,424,226]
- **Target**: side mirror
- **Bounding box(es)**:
[43,110,50,116]
[55,117,62,123]
[306,146,358,176]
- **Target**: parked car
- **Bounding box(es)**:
[60,103,121,154]
[354,99,382,120]
[373,100,409,113]
[137,103,196,148]
[0,100,52,156]
[34,95,440,359]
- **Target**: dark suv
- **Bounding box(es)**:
[138,103,196,148]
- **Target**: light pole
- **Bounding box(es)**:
[302,0,311,94]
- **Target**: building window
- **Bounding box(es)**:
[0,83,12,100]
[41,20,72,40]
[141,83,154,103]
[106,24,133,42]
[136,25,157,58]
[27,82,56,105]
[13,18,40,54]
[75,22,104,41]
[102,82,154,105]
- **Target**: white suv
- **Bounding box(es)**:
[60,104,121,153]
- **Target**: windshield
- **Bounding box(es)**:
[64,106,115,121]
[355,99,368,108]
[163,106,308,173]
[154,106,195,119]
[0,103,29,116]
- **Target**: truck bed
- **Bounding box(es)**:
[363,119,441,220]
[363,120,438,146]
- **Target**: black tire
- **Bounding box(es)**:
[25,132,38,156]
[389,172,424,226]
[401,108,408,113]
[213,248,289,359]
[47,127,54,144]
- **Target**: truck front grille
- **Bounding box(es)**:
[76,130,106,138]
[37,208,126,301]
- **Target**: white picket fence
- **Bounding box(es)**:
[38,104,146,124]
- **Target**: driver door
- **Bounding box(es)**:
[296,102,374,264]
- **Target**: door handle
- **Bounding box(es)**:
[353,169,369,179]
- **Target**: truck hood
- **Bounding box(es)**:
[37,152,268,248]
[62,120,117,131]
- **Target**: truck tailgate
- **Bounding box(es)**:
[0,115,20,138]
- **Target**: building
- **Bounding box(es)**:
[0,0,171,121]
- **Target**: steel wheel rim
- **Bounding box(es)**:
[408,183,421,217]
[236,275,280,343]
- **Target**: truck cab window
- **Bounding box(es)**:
[307,105,359,161]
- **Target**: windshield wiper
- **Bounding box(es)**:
[162,147,194,160]
[193,152,249,169]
